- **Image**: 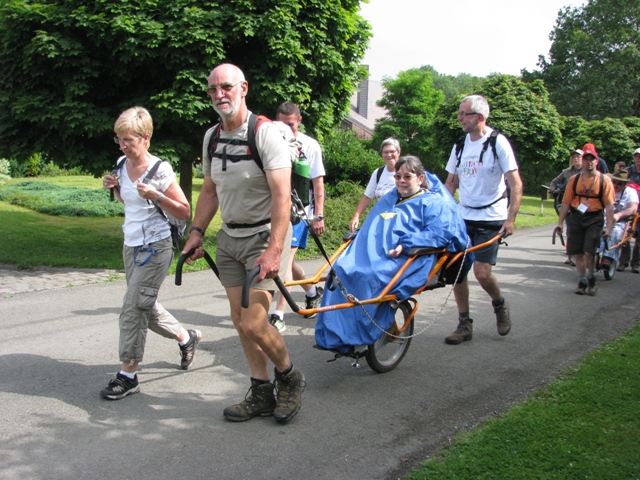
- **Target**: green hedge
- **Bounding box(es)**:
[0,181,124,217]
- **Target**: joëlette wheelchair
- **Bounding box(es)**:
[176,231,505,373]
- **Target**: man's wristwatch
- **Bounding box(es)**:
[189,226,204,235]
[314,215,324,221]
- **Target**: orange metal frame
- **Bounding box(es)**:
[605,214,639,251]
[288,233,503,318]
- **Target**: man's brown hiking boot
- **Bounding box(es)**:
[445,318,473,345]
[223,380,276,422]
[493,299,511,336]
[274,367,306,423]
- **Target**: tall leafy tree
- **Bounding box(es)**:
[419,65,485,100]
[524,0,640,120]
[371,68,444,170]
[431,75,564,193]
[0,0,370,200]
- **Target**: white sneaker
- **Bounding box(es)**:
[268,314,286,333]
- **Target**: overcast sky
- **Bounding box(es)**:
[359,0,586,81]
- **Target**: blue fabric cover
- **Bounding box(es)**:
[315,173,471,353]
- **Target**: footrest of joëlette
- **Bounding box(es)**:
[313,344,368,362]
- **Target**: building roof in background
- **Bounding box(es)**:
[344,70,387,139]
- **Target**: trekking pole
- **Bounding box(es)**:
[241,267,298,312]
[552,226,565,246]
[175,248,218,286]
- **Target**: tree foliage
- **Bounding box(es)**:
[371,68,444,171]
[524,0,640,120]
[419,65,485,100]
[0,0,370,200]
[322,128,381,190]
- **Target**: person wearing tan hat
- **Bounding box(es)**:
[556,143,615,295]
[549,148,583,266]
[549,148,583,193]
[597,170,638,270]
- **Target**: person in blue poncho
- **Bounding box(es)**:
[315,156,473,354]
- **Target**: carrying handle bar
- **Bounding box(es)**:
[241,267,298,312]
[552,226,565,247]
[175,248,218,286]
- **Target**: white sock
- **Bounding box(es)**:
[178,329,190,346]
[119,370,136,379]
[306,286,317,298]
[274,310,284,320]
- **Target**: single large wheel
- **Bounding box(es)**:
[365,301,414,373]
[603,259,617,280]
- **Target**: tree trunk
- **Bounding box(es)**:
[179,158,193,222]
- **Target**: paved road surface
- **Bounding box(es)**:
[1,225,638,480]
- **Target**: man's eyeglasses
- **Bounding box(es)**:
[458,112,478,117]
[382,149,397,155]
[394,174,417,181]
[613,181,626,186]
[205,81,241,95]
[113,136,139,146]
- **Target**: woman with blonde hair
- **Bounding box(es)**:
[101,106,199,400]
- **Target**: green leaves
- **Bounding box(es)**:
[529,0,640,119]
[372,68,444,172]
[0,0,370,191]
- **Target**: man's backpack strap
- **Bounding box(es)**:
[572,172,605,208]
[207,113,271,172]
[455,130,501,169]
[454,135,466,168]
[246,113,272,172]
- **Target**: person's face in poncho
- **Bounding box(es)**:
[394,165,425,198]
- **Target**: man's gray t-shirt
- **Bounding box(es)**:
[202,113,293,237]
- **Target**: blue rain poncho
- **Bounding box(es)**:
[315,173,471,353]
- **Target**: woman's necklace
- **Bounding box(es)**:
[396,188,426,205]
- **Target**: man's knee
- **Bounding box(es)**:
[473,262,493,283]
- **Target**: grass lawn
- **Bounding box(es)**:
[0,176,220,272]
[408,323,640,479]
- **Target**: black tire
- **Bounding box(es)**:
[603,259,617,281]
[365,301,414,373]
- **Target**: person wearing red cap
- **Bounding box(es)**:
[556,143,615,295]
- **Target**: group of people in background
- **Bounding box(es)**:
[104,62,640,425]
[553,144,640,296]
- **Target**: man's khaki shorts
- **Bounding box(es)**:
[215,225,292,290]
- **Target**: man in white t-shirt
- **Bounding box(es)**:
[183,64,305,424]
[598,171,638,267]
[443,95,523,345]
[268,102,326,332]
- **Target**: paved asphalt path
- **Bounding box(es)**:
[1,225,639,480]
